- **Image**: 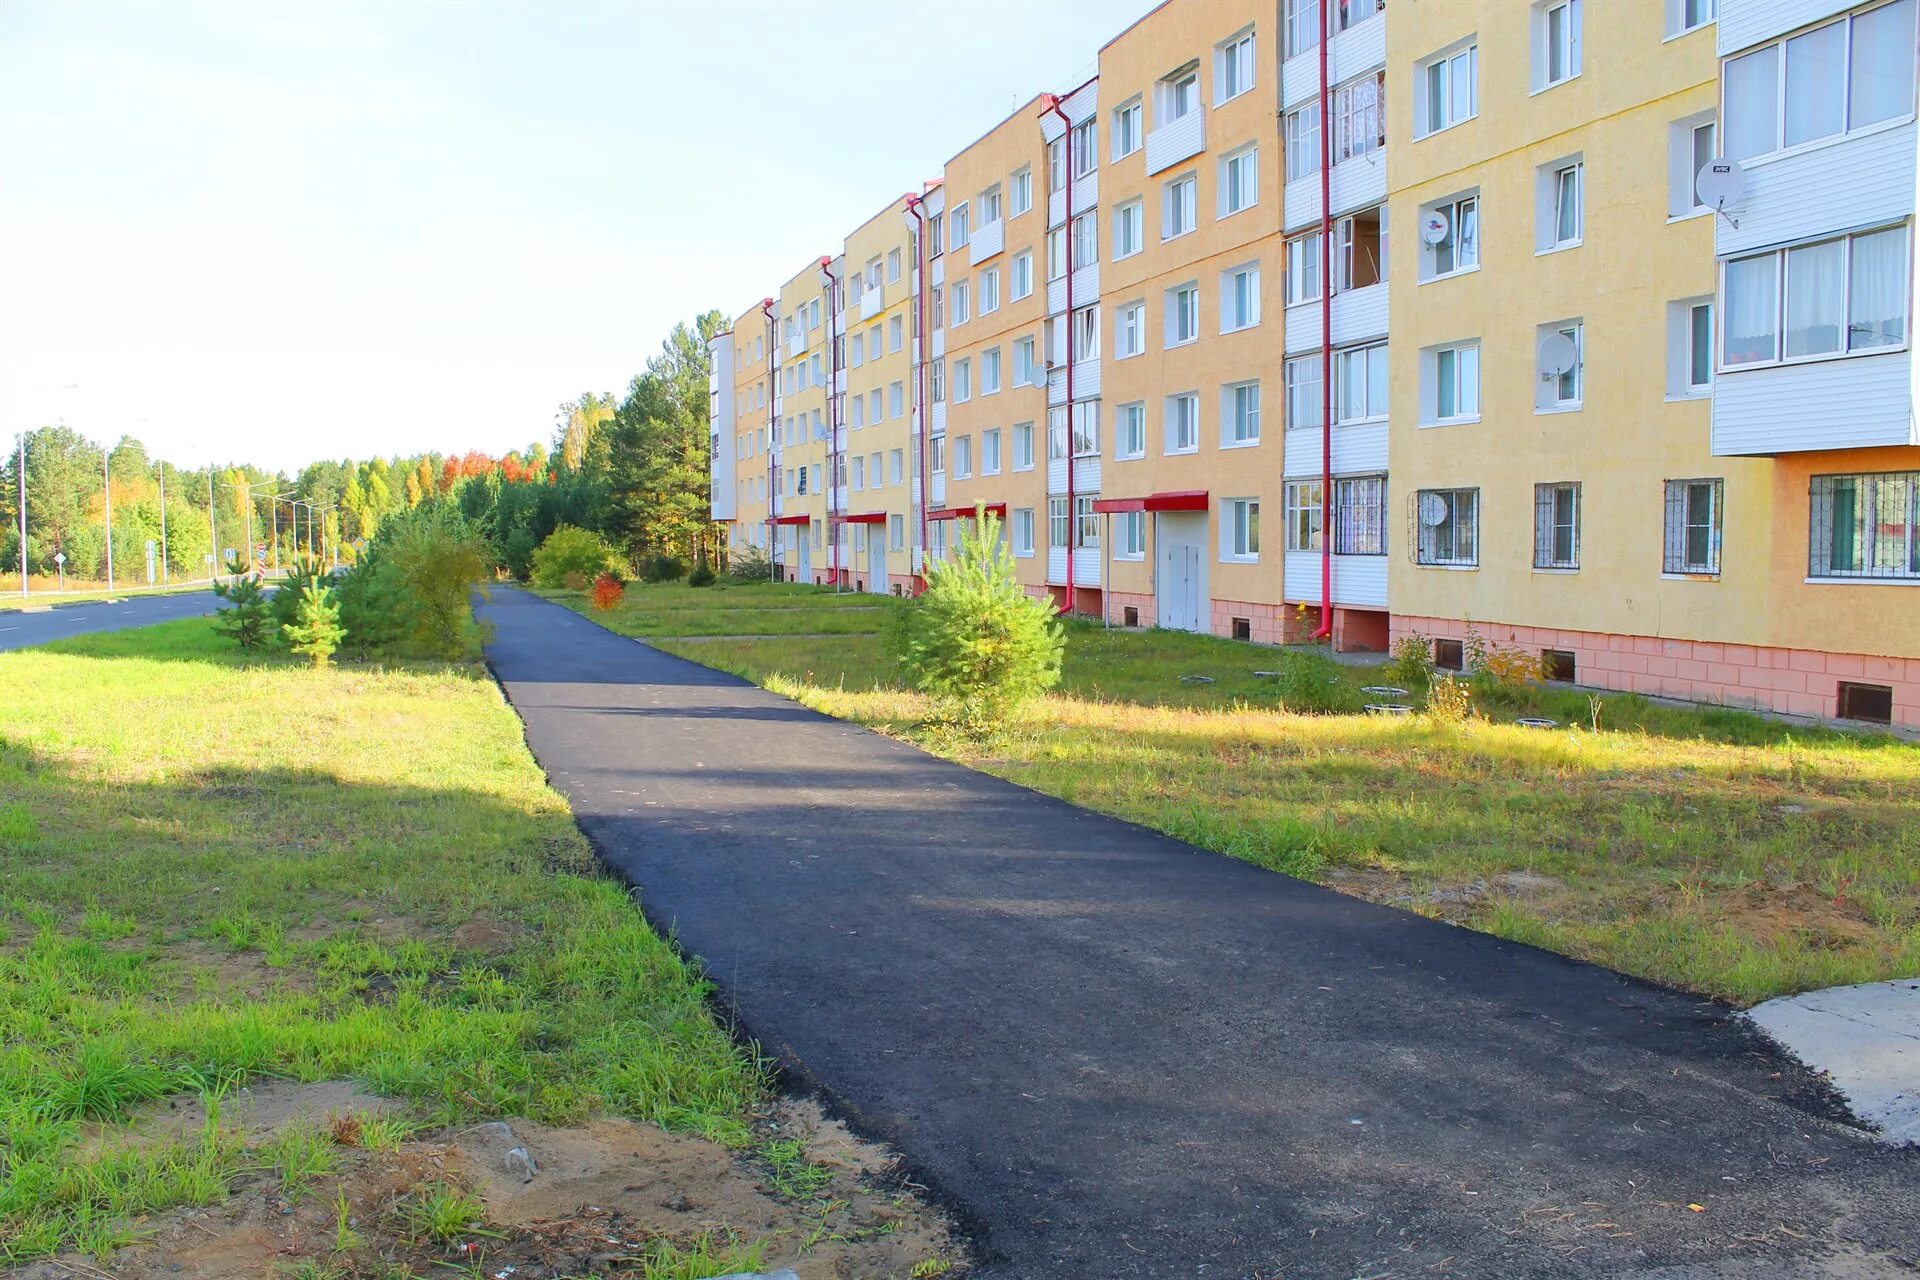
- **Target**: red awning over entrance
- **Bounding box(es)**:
[1091,489,1209,515]
[768,514,811,526]
[838,511,887,525]
[926,502,1008,520]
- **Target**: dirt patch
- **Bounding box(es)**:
[453,918,524,954]
[41,1086,966,1279]
[1703,880,1878,948]
[1324,867,1563,921]
[162,938,319,1000]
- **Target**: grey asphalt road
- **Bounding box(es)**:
[480,588,1920,1280]
[0,590,223,652]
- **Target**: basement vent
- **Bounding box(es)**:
[1837,681,1893,724]
[1543,649,1576,682]
[1434,638,1465,671]
[1231,617,1252,641]
[1123,606,1140,628]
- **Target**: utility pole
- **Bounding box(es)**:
[16,432,26,598]
[103,445,114,593]
[271,497,280,573]
[157,463,169,585]
[209,470,219,583]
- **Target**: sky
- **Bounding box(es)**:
[0,0,1151,475]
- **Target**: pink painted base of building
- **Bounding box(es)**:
[1209,598,1290,645]
[1391,614,1920,729]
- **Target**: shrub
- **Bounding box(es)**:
[212,566,271,651]
[384,508,494,659]
[727,545,772,583]
[1424,674,1475,725]
[531,526,625,591]
[281,580,345,668]
[590,572,625,612]
[687,559,716,588]
[1271,652,1365,715]
[640,554,688,583]
[1384,632,1436,691]
[334,548,416,658]
[501,528,539,582]
[267,558,330,638]
[893,509,1064,732]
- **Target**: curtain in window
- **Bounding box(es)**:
[1723,255,1779,364]
[1852,0,1917,127]
[1848,226,1907,351]
[1829,477,1860,573]
[1784,23,1846,147]
[1724,45,1779,160]
[1785,239,1845,357]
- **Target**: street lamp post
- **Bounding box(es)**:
[16,432,26,598]
[157,463,169,585]
[103,446,114,594]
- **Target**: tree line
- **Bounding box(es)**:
[0,311,727,586]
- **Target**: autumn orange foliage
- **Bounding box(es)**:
[590,571,625,612]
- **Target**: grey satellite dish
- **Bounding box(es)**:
[1419,209,1451,246]
[1537,331,1578,380]
[1696,159,1745,227]
[1417,492,1449,527]
[1029,365,1050,388]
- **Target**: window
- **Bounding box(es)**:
[1534,0,1581,91]
[1013,337,1037,386]
[1537,159,1583,250]
[1416,488,1479,566]
[1537,322,1583,409]
[953,434,972,479]
[1048,407,1069,460]
[983,427,1002,474]
[1014,421,1035,470]
[1533,482,1581,569]
[889,380,904,417]
[1167,283,1200,345]
[1114,201,1144,259]
[1116,301,1146,358]
[1220,145,1258,215]
[1073,305,1100,362]
[1117,511,1146,559]
[1669,298,1714,396]
[1284,104,1320,180]
[1223,381,1261,445]
[889,315,903,352]
[1423,341,1481,423]
[1164,173,1197,239]
[1048,496,1070,549]
[848,333,864,368]
[1162,64,1200,123]
[1285,0,1320,57]
[889,449,904,484]
[1224,499,1261,561]
[1071,212,1098,270]
[931,284,944,329]
[952,279,970,325]
[1334,342,1389,422]
[951,202,970,251]
[1011,251,1033,300]
[1809,471,1918,579]
[1667,0,1714,37]
[1285,356,1323,428]
[889,513,905,553]
[1064,120,1094,179]
[1332,72,1384,162]
[1166,393,1200,453]
[1664,478,1723,574]
[1670,115,1718,217]
[1222,264,1261,331]
[1011,167,1032,217]
[1419,44,1477,137]
[1073,402,1100,457]
[981,268,1000,315]
[851,455,866,489]
[1332,206,1385,292]
[1113,99,1142,159]
[1215,33,1254,106]
[1013,507,1035,556]
[1285,480,1323,551]
[1047,137,1065,193]
[887,248,902,282]
[953,357,971,402]
[981,347,1002,394]
[1047,227,1067,281]
[1722,224,1909,368]
[1335,476,1387,554]
[1723,0,1916,162]
[1422,194,1478,279]
[1116,402,1146,458]
[849,396,865,429]
[1076,494,1100,547]
[1285,231,1321,304]
[1333,0,1383,33]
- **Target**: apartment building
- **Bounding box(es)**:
[706,0,1919,728]
[715,298,777,553]
[930,101,1053,592]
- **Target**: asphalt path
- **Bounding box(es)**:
[480,587,1919,1279]
[0,590,222,652]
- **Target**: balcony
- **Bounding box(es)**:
[1283,552,1387,607]
[859,283,885,321]
[1047,171,1099,229]
[1283,419,1388,476]
[1047,547,1102,587]
[1712,352,1918,456]
[1145,110,1205,176]
[969,218,1004,265]
[931,327,945,359]
[1282,281,1389,354]
[930,255,945,288]
[1047,260,1101,316]
[1284,154,1387,233]
[786,330,807,360]
[1047,357,1101,406]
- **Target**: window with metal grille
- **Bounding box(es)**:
[1808,471,1919,580]
[1415,488,1478,566]
[1533,482,1580,569]
[1662,478,1722,574]
[1335,476,1387,554]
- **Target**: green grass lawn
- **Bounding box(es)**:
[0,618,761,1261]
[538,580,899,637]
[559,581,1920,1005]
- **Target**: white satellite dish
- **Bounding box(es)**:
[1029,365,1050,388]
[1695,159,1745,227]
[1419,209,1451,246]
[1537,331,1578,380]
[1418,492,1450,527]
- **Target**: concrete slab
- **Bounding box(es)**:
[1748,978,1920,1145]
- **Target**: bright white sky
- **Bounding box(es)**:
[0,0,1150,474]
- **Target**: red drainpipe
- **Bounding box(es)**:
[1043,93,1075,614]
[819,257,841,589]
[904,193,930,593]
[1313,21,1334,643]
[760,296,777,582]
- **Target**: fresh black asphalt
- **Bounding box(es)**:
[0,589,222,652]
[480,588,1920,1279]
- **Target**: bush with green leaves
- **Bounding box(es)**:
[892,510,1064,732]
[640,554,688,583]
[282,579,346,668]
[531,526,626,591]
[1270,651,1366,715]
[727,545,773,583]
[334,547,417,658]
[687,559,716,588]
[211,565,271,651]
[384,508,494,659]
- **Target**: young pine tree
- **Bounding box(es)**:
[212,562,271,651]
[282,580,346,668]
[894,506,1065,733]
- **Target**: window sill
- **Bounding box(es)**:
[1535,240,1583,258]
[1414,115,1476,143]
[1719,342,1911,376]
[1661,571,1720,581]
[1804,576,1920,587]
[1661,19,1713,43]
[1220,320,1261,335]
[1529,71,1581,99]
[1013,550,1035,559]
[1165,446,1200,457]
[1013,464,1036,473]
[1421,264,1480,285]
[1335,415,1388,428]
[1116,452,1146,462]
[1114,349,1143,362]
[1220,555,1260,565]
[1221,438,1262,450]
[1113,247,1143,263]
[1532,566,1580,575]
[1664,389,1712,403]
[1161,228,1197,246]
[1666,208,1712,225]
[1739,114,1916,171]
[1416,562,1479,571]
[1165,337,1200,351]
[1217,203,1257,223]
[1535,403,1584,416]
[1419,415,1481,429]
[1114,552,1147,562]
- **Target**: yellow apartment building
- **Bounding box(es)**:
[769,259,837,583]
[841,196,920,594]
[714,297,778,561]
[930,100,1052,595]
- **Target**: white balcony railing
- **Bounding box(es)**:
[1145,110,1205,176]
[969,218,1004,265]
[859,284,885,321]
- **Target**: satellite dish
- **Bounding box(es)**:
[1418,493,1450,527]
[1419,209,1451,246]
[1695,159,1745,216]
[1537,331,1578,380]
[1029,367,1049,388]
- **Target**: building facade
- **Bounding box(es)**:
[707,0,1920,729]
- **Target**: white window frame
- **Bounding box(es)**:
[1216,28,1256,105]
[1113,98,1143,160]
[1222,498,1261,562]
[1421,193,1479,281]
[981,346,1002,395]
[1222,380,1261,447]
[1664,477,1724,575]
[1160,63,1201,125]
[1010,166,1033,217]
[1721,0,1918,164]
[1116,510,1147,561]
[1116,401,1147,460]
[1417,42,1478,139]
[1165,392,1200,454]
[1219,144,1259,217]
[1415,487,1480,567]
[1285,480,1323,552]
[1116,300,1147,359]
[1533,481,1581,570]
[1115,199,1145,259]
[1533,0,1582,93]
[1424,340,1482,425]
[1011,251,1034,301]
[1665,0,1715,39]
[1166,283,1201,347]
[1719,223,1912,371]
[1537,321,1585,411]
[1284,103,1320,180]
[982,427,1002,475]
[1013,421,1035,471]
[1285,356,1322,430]
[1013,507,1036,557]
[1163,173,1198,240]
[1285,230,1321,305]
[1221,263,1261,333]
[1333,341,1389,423]
[981,267,1001,316]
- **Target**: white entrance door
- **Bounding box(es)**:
[795,535,811,584]
[1156,512,1207,632]
[867,528,890,594]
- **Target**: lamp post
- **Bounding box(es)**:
[102,445,114,594]
[157,462,169,585]
[15,431,25,598]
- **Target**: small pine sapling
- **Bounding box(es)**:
[282,579,346,668]
[212,561,271,651]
